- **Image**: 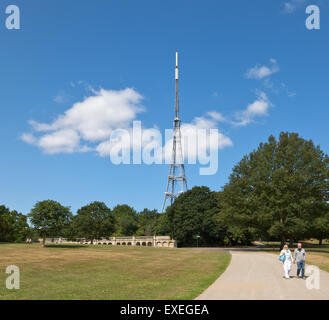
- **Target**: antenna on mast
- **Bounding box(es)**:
[175,52,179,79]
[161,52,188,213]
[175,52,179,119]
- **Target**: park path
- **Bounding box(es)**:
[196,251,329,300]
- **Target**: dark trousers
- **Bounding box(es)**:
[297,261,305,278]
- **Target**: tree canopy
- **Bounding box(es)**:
[220,132,329,247]
[112,204,139,236]
[166,186,224,246]
[28,200,72,246]
[73,201,116,243]
[136,208,160,236]
[0,205,30,242]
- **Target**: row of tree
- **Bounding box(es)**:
[1,132,328,247]
[0,201,167,245]
[165,132,329,247]
[0,206,30,242]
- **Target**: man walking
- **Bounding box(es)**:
[294,243,306,279]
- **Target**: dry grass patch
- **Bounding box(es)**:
[306,252,329,273]
[0,243,230,300]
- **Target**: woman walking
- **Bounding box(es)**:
[279,244,293,279]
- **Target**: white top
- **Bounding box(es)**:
[280,249,292,262]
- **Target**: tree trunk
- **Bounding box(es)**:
[319,238,322,245]
[280,236,286,250]
[42,235,46,247]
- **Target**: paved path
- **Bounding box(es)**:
[196,251,329,300]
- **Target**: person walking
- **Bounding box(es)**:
[294,242,306,279]
[280,244,293,279]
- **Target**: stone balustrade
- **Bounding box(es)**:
[27,236,177,248]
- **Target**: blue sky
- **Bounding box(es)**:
[0,0,328,215]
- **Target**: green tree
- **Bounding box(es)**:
[112,204,138,236]
[153,213,171,235]
[74,201,116,243]
[312,211,329,245]
[166,186,224,246]
[136,209,159,236]
[221,132,329,248]
[0,205,10,242]
[215,192,254,246]
[0,205,30,242]
[61,218,79,241]
[5,210,30,242]
[29,200,72,246]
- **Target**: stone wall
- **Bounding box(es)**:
[27,236,177,248]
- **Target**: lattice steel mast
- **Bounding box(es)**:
[161,52,188,212]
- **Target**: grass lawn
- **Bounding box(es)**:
[306,252,329,273]
[0,243,231,300]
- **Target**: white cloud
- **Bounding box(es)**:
[22,86,235,159]
[21,133,36,144]
[206,111,227,123]
[232,91,271,126]
[22,88,145,154]
[284,2,296,13]
[22,86,271,161]
[53,93,66,104]
[288,91,296,98]
[160,113,233,164]
[94,113,233,163]
[245,59,279,80]
[38,129,82,154]
[182,113,233,149]
[246,60,296,98]
[283,0,307,13]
